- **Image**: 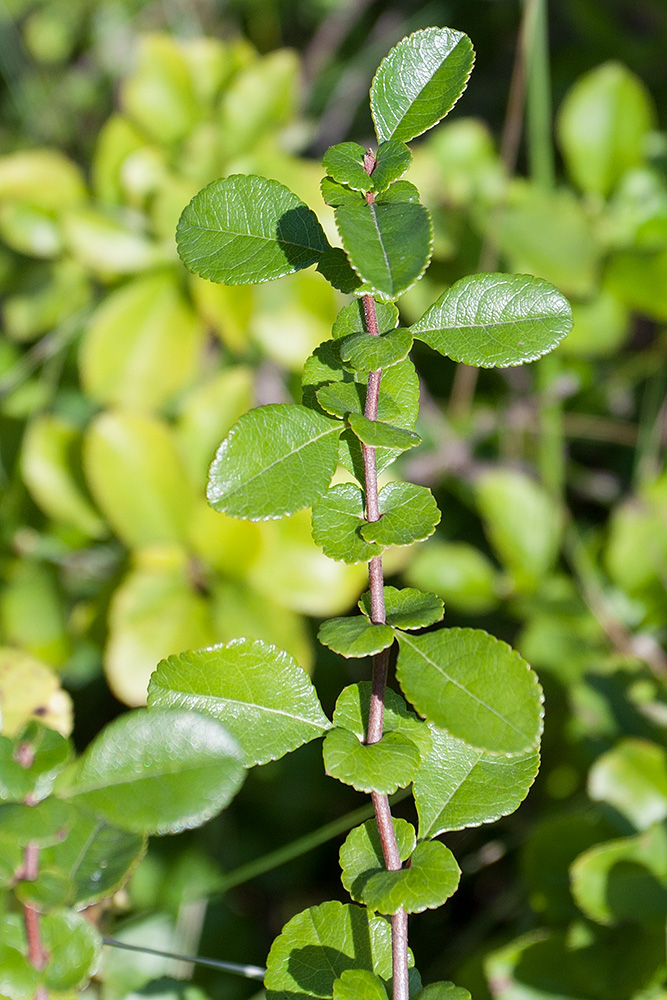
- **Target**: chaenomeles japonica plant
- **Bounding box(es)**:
[0,26,572,1000]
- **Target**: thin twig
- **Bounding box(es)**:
[101,938,266,980]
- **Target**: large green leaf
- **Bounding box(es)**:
[311,484,381,564]
[571,824,667,928]
[370,27,474,144]
[359,586,444,631]
[207,404,342,520]
[265,901,400,1000]
[414,727,539,837]
[557,62,656,197]
[41,910,102,990]
[360,483,440,547]
[396,629,543,756]
[334,200,432,301]
[317,617,396,659]
[177,175,329,284]
[59,708,245,835]
[323,727,420,794]
[148,638,330,766]
[588,738,667,831]
[410,273,572,367]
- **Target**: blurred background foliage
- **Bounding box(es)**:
[1,1,667,998]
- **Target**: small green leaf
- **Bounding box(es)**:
[321,177,364,208]
[340,818,415,901]
[41,910,102,989]
[177,175,330,284]
[371,141,412,192]
[348,414,421,452]
[360,483,440,547]
[375,181,420,204]
[265,900,399,1000]
[148,638,330,767]
[414,727,540,837]
[410,272,573,367]
[332,300,399,340]
[0,722,72,803]
[323,728,420,794]
[311,484,381,564]
[318,617,395,659]
[207,404,342,520]
[335,201,432,301]
[333,682,432,759]
[15,868,71,911]
[0,799,73,847]
[341,328,413,373]
[362,840,460,915]
[570,824,667,927]
[359,586,444,630]
[317,246,362,293]
[396,629,543,756]
[414,984,471,1000]
[370,27,475,143]
[0,944,39,1000]
[323,143,371,191]
[333,970,388,1000]
[316,382,365,419]
[588,738,667,831]
[60,708,245,835]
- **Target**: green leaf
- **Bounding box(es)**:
[0,944,39,1000]
[39,804,146,907]
[318,618,395,659]
[0,722,72,803]
[370,27,475,143]
[332,300,399,340]
[333,682,432,759]
[321,177,364,208]
[0,149,86,210]
[323,143,371,191]
[396,629,543,756]
[60,708,245,835]
[335,201,432,301]
[570,824,667,928]
[340,328,413,373]
[476,469,563,592]
[265,900,399,1000]
[413,984,470,1000]
[371,141,412,193]
[207,404,342,520]
[363,840,460,915]
[375,181,420,204]
[360,483,440,547]
[15,868,71,911]
[0,834,23,887]
[316,382,365,419]
[557,62,656,197]
[405,541,499,615]
[588,738,667,831]
[348,414,421,452]
[317,246,362,294]
[410,273,572,367]
[177,175,329,284]
[41,910,102,989]
[0,798,73,847]
[340,817,415,900]
[359,587,444,630]
[323,727,420,794]
[311,484,381,564]
[333,970,388,1000]
[414,727,540,837]
[148,638,330,767]
[605,248,667,322]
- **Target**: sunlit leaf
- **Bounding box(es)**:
[359,586,444,630]
[588,738,667,830]
[323,727,420,794]
[360,483,440,547]
[311,484,381,564]
[318,617,395,659]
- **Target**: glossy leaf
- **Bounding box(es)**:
[0,944,39,999]
[317,246,362,293]
[0,723,72,803]
[396,629,544,756]
[370,27,475,143]
[323,727,420,794]
[333,970,388,1000]
[410,272,572,367]
[207,404,341,520]
[335,200,432,301]
[359,586,444,630]
[340,818,415,900]
[60,708,245,835]
[414,727,540,837]
[332,299,399,340]
[318,617,395,659]
[413,984,470,1000]
[177,175,329,284]
[340,328,413,373]
[363,840,460,915]
[348,414,420,452]
[15,868,71,911]
[333,683,432,759]
[570,824,667,927]
[360,483,440,547]
[41,910,102,990]
[588,738,667,830]
[148,638,330,766]
[371,141,412,192]
[311,484,381,564]
[321,177,364,208]
[0,798,73,847]
[316,382,365,419]
[322,142,371,191]
[265,901,399,1000]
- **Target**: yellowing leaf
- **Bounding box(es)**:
[0,648,73,737]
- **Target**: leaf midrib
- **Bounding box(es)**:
[158,685,331,732]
